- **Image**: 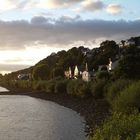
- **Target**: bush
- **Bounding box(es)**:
[67,80,76,95]
[90,80,106,98]
[96,71,110,80]
[89,112,140,140]
[6,80,32,89]
[45,80,56,93]
[67,80,90,98]
[112,81,140,113]
[54,80,68,93]
[106,79,131,105]
[19,80,32,89]
[32,81,47,91]
[74,80,91,98]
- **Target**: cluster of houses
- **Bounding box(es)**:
[64,58,118,82]
[64,37,140,82]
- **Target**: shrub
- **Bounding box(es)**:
[67,80,90,98]
[74,80,91,98]
[54,80,68,93]
[112,81,140,113]
[32,81,47,91]
[96,71,110,80]
[67,80,76,95]
[45,80,56,93]
[20,81,32,89]
[89,112,140,140]
[90,80,106,98]
[7,80,32,89]
[106,79,131,105]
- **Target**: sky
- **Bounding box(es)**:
[0,0,140,74]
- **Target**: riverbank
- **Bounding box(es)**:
[0,87,109,135]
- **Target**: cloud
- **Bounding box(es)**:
[80,0,105,12]
[0,0,17,11]
[0,64,30,72]
[0,16,140,50]
[106,4,123,15]
[45,0,83,9]
[12,0,83,10]
[0,0,123,16]
[0,0,105,11]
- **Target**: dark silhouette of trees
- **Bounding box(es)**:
[32,64,50,80]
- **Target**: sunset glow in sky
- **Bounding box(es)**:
[0,0,140,74]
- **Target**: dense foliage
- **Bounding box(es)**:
[112,81,140,113]
[89,112,140,140]
[115,46,140,79]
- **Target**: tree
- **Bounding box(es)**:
[96,71,110,80]
[32,64,50,80]
[51,67,64,79]
[115,46,140,79]
[95,40,119,65]
[121,40,126,47]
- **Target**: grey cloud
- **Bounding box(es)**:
[0,64,30,72]
[81,0,105,12]
[31,16,49,24]
[49,0,83,5]
[0,17,140,50]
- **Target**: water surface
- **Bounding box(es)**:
[0,95,86,140]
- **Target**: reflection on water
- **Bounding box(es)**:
[0,95,86,140]
[0,87,9,92]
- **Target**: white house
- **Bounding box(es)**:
[64,67,72,79]
[82,63,95,82]
[17,74,31,80]
[74,65,79,78]
[108,59,119,71]
[82,71,91,82]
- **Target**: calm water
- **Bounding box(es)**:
[0,94,86,140]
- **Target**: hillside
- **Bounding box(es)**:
[4,36,140,80]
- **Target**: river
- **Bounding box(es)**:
[0,87,86,140]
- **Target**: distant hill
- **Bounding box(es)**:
[4,36,140,80]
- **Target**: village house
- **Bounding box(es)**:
[82,63,95,82]
[74,65,79,79]
[108,58,119,71]
[98,58,119,72]
[17,73,31,80]
[64,67,72,79]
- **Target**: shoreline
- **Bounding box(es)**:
[0,87,109,135]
